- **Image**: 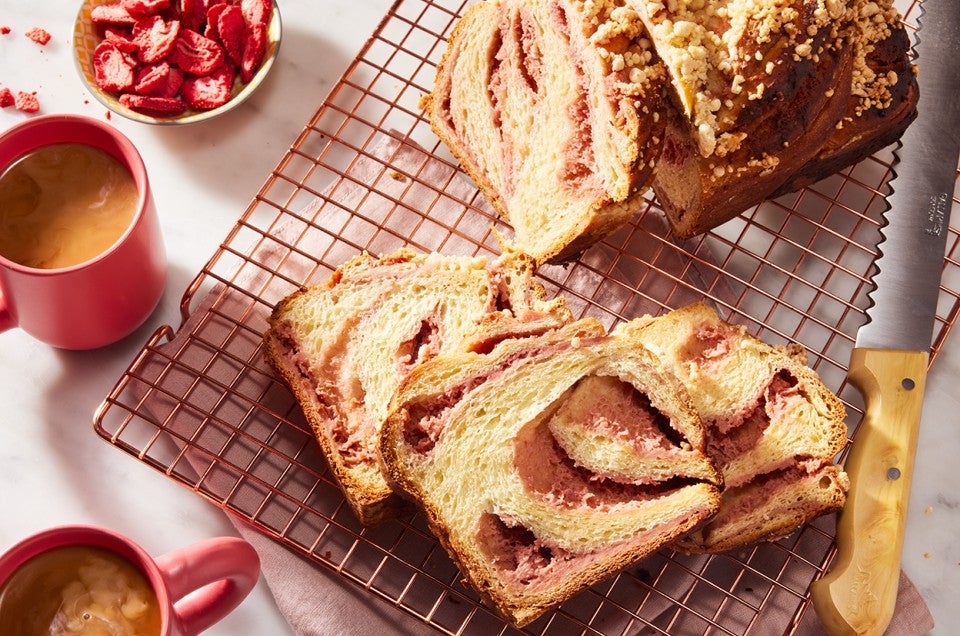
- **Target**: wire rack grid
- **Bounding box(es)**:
[95,0,959,634]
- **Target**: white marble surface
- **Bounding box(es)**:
[0,2,957,635]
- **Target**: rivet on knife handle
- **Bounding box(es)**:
[811,348,927,636]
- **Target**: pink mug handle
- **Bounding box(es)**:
[155,537,260,635]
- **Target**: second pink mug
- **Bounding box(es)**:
[0,525,261,636]
[0,114,167,350]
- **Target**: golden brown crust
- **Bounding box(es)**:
[654,41,855,239]
[773,13,918,195]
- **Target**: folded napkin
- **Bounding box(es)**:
[137,134,933,635]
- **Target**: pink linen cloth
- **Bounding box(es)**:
[230,526,934,635]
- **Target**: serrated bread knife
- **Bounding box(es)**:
[810,3,960,635]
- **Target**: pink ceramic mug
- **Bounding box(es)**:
[0,114,166,349]
[0,525,261,636]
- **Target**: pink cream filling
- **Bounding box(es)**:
[548,3,604,199]
[680,323,736,381]
[470,380,709,591]
[274,324,375,465]
[515,421,687,509]
[705,369,799,472]
[697,462,839,541]
[569,378,684,456]
[476,508,696,591]
[517,8,543,94]
[488,22,517,199]
[396,316,442,376]
[678,322,806,476]
[400,339,597,453]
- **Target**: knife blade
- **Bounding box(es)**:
[810,2,960,634]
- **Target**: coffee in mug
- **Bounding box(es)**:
[0,544,162,635]
[0,142,139,270]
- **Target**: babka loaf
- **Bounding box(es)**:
[637,0,855,238]
[429,0,916,253]
[424,0,667,263]
[379,319,722,626]
[773,0,918,195]
[623,303,848,552]
[263,248,571,526]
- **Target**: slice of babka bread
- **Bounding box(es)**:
[631,0,855,238]
[622,303,848,552]
[424,0,667,263]
[263,248,571,526]
[774,0,918,195]
[379,319,722,626]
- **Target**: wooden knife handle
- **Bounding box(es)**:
[811,347,927,635]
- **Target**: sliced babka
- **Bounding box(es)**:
[424,0,667,263]
[263,248,571,526]
[379,319,722,626]
[623,303,848,552]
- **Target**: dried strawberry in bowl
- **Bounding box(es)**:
[73,0,281,124]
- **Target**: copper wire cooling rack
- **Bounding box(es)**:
[96,0,959,634]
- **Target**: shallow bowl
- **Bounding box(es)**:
[72,0,281,125]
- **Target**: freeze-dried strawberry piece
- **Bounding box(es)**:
[15,91,40,113]
[215,4,244,67]
[120,93,186,115]
[240,0,271,29]
[134,63,184,97]
[0,87,14,108]
[91,4,136,26]
[240,20,266,83]
[158,65,184,97]
[133,65,164,95]
[204,0,229,14]
[104,27,138,53]
[204,2,228,41]
[132,15,180,63]
[181,64,234,109]
[169,28,225,76]
[122,0,171,16]
[25,27,51,45]
[179,0,205,33]
[237,0,270,83]
[133,61,171,95]
[94,40,136,92]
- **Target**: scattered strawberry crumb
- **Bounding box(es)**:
[1,26,11,35]
[25,27,51,45]
[105,110,112,120]
[0,87,14,108]
[14,91,40,113]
